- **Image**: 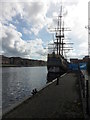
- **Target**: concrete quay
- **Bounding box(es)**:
[2,72,84,119]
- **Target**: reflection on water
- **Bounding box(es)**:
[2,67,47,113]
[2,66,67,114]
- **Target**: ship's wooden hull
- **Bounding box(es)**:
[47,53,68,74]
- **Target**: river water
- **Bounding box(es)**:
[2,67,47,114]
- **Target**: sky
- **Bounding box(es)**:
[0,0,90,61]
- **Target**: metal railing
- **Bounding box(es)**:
[79,70,89,116]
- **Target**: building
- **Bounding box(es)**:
[70,58,78,64]
[70,56,90,64]
[1,55,46,66]
[1,55,10,64]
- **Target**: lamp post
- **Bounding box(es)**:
[85,73,89,114]
[84,3,90,115]
[86,60,90,115]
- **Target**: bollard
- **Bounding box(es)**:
[83,79,85,98]
[56,77,59,85]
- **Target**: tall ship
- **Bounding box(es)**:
[47,6,72,80]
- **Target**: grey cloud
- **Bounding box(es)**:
[1,23,47,60]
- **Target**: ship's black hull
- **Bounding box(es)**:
[47,71,65,83]
[47,53,68,73]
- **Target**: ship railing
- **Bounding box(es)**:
[48,54,62,58]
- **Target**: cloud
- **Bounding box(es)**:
[0,1,48,60]
[27,39,47,59]
[0,0,89,61]
[61,0,89,58]
[0,2,21,23]
[18,2,49,35]
[23,28,31,35]
[2,24,27,57]
[1,22,47,60]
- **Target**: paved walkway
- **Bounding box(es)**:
[2,72,84,119]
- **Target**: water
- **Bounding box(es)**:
[2,67,47,114]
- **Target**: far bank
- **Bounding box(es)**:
[0,55,47,67]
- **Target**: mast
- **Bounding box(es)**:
[59,5,62,55]
[55,5,64,55]
[48,5,73,58]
